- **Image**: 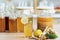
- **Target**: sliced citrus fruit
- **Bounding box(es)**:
[21,17,28,24]
[34,29,42,37]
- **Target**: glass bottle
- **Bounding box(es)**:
[17,0,33,33]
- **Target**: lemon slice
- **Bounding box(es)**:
[21,17,29,24]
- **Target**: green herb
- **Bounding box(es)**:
[46,33,58,39]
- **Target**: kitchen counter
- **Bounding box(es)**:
[0,18,60,40]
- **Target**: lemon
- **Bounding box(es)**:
[21,17,28,24]
[34,30,42,37]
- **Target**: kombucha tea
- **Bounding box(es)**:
[0,18,5,32]
[24,17,33,37]
[37,17,53,31]
[17,17,24,32]
[9,18,17,32]
[9,14,17,32]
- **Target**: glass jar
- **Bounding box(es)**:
[37,0,55,31]
[17,10,33,37]
[0,3,5,32]
[4,0,17,32]
[23,10,33,37]
[9,13,17,32]
[17,10,24,32]
[24,17,33,37]
[16,0,33,33]
[37,10,55,31]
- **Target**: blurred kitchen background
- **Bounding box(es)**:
[0,0,60,32]
[0,0,60,16]
[0,0,60,40]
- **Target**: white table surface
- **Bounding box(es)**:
[0,19,60,40]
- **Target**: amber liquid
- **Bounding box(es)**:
[37,17,53,31]
[17,17,24,32]
[5,17,9,31]
[9,19,17,32]
[24,18,33,37]
[0,18,5,32]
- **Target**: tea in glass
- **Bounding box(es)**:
[24,18,33,37]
